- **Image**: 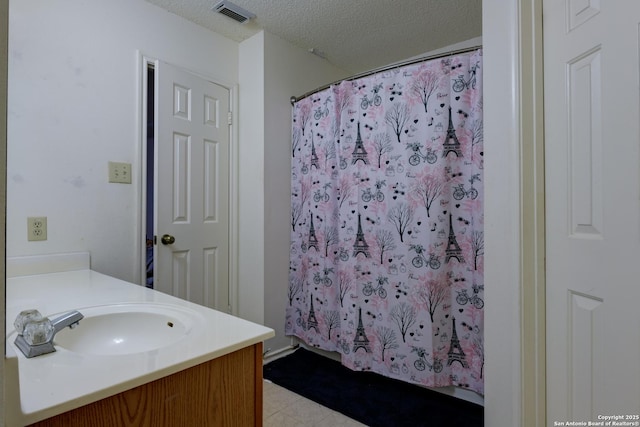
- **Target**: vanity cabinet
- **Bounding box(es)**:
[28,343,263,427]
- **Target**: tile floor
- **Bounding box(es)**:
[263,379,367,427]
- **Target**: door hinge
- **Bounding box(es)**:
[227,111,233,125]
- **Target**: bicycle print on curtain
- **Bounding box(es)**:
[286,49,484,394]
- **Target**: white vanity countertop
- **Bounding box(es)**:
[6,269,275,425]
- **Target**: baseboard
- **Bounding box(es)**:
[262,344,300,364]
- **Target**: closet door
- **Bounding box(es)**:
[544,0,640,423]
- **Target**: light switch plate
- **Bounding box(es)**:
[108,161,132,184]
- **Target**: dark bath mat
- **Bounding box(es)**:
[263,347,483,427]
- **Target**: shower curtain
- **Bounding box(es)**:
[286,49,484,394]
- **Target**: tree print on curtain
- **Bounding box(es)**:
[287,49,484,394]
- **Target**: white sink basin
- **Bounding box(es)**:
[54,303,201,356]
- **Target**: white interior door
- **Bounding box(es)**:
[544,0,640,423]
[155,60,231,312]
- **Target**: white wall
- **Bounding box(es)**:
[483,0,523,424]
[7,0,238,283]
[237,32,266,323]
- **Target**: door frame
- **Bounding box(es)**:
[136,52,240,315]
[483,0,545,426]
[516,1,546,424]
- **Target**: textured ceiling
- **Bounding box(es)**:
[145,0,482,74]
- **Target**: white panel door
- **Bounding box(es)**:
[544,0,640,423]
[155,60,230,312]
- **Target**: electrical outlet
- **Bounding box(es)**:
[27,217,47,241]
[108,161,132,184]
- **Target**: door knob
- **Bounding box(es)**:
[161,234,175,245]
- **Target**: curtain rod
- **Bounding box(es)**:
[290,44,483,105]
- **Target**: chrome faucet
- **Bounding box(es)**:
[51,310,84,335]
[13,310,84,358]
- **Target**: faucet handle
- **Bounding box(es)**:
[22,318,54,346]
[14,309,44,335]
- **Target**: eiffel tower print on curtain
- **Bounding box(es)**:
[442,106,463,158]
[352,213,370,258]
[307,295,319,333]
[310,133,320,169]
[447,317,469,368]
[351,122,369,165]
[352,307,371,353]
[445,213,465,263]
[308,214,319,251]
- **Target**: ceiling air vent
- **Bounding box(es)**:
[213,0,256,24]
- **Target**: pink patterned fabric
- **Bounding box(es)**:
[287,50,484,394]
